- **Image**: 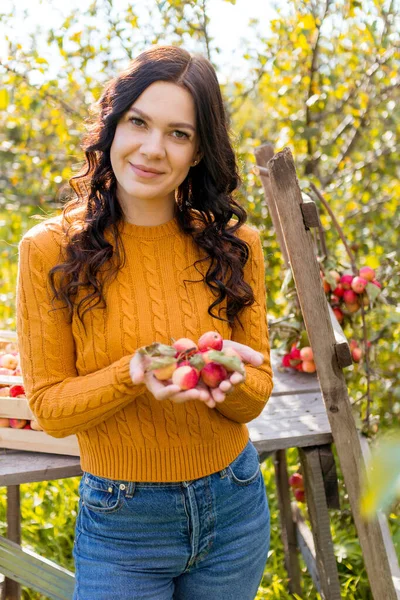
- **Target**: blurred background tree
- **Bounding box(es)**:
[0,0,399,596]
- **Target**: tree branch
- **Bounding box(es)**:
[309,46,398,124]
[309,182,358,273]
[0,61,85,118]
[304,0,333,175]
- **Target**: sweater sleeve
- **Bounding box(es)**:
[214,231,274,423]
[16,236,147,438]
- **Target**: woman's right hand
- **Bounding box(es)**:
[129,352,217,407]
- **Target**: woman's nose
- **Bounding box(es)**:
[140,131,166,160]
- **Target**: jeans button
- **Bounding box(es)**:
[119,484,126,490]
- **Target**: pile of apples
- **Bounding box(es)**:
[320,266,382,323]
[289,472,305,503]
[282,343,316,373]
[139,331,246,390]
[0,343,43,431]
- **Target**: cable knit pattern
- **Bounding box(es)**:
[173,235,205,444]
[138,240,181,446]
[16,212,273,482]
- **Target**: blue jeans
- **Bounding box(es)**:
[72,439,270,599]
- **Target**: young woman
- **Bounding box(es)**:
[16,45,274,600]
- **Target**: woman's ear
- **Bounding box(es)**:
[192,152,203,166]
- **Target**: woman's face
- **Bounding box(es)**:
[110,81,200,215]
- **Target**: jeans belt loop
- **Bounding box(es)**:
[125,482,135,498]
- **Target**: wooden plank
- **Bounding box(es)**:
[0,398,33,420]
[318,445,340,510]
[0,449,82,487]
[274,450,302,594]
[252,433,333,454]
[262,391,327,415]
[249,396,332,444]
[299,447,341,599]
[292,502,321,593]
[327,305,352,368]
[0,331,17,341]
[0,376,24,386]
[0,430,79,457]
[4,486,21,600]
[267,147,400,600]
[0,536,75,600]
[254,143,290,267]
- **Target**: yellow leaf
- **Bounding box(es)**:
[20,96,31,110]
[298,34,309,51]
[298,14,315,30]
[0,89,9,110]
[359,92,369,110]
[363,255,380,269]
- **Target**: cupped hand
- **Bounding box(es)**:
[222,339,264,367]
[207,340,265,404]
[130,351,214,406]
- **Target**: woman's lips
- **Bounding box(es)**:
[129,163,164,179]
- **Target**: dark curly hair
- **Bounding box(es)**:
[49,45,256,333]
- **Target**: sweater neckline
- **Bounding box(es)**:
[118,215,181,239]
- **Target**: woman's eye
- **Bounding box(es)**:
[130,117,145,127]
[173,130,189,140]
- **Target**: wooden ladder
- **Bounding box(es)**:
[255,144,400,599]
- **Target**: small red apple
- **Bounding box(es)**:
[9,419,28,429]
[172,338,198,360]
[0,354,19,370]
[346,302,361,314]
[351,276,368,294]
[172,365,200,390]
[299,347,313,362]
[359,266,376,282]
[322,278,331,293]
[201,362,228,388]
[343,290,358,305]
[289,473,304,489]
[333,284,344,298]
[294,488,305,502]
[302,360,316,373]
[9,384,25,398]
[197,331,223,352]
[340,274,354,290]
[352,348,362,363]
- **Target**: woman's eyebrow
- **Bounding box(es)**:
[127,107,195,132]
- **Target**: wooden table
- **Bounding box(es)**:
[0,350,332,599]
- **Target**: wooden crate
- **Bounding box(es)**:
[0,330,79,456]
[0,389,80,456]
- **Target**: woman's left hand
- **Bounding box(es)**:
[207,340,264,406]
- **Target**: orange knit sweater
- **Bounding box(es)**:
[16,210,273,482]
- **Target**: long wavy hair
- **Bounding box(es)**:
[49,45,256,333]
